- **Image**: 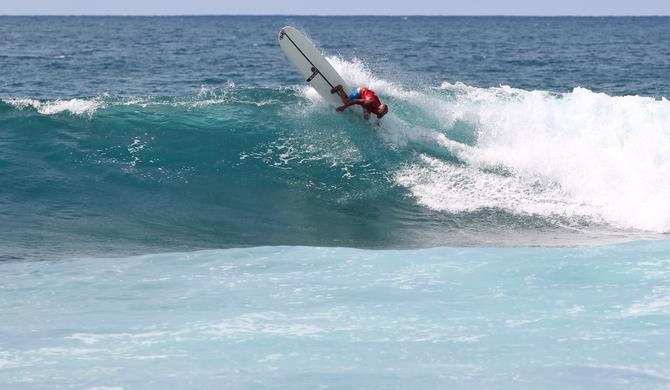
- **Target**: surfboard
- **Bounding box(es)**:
[278,26,351,107]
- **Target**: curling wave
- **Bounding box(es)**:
[1,59,668,260]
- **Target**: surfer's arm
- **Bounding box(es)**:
[336,99,365,112]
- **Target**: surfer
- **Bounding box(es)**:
[330,85,388,121]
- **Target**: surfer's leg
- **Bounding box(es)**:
[330,85,348,103]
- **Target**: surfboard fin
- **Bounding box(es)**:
[306,67,320,82]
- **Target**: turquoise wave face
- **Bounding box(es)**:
[0,90,448,258]
[0,90,409,259]
[3,81,666,259]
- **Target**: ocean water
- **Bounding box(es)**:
[1,16,670,388]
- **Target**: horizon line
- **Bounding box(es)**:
[2,14,670,17]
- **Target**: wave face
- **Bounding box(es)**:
[2,16,670,258]
[2,77,668,258]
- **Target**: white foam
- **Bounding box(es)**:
[622,286,670,317]
[327,56,401,97]
[296,56,405,105]
[504,319,542,328]
[386,78,670,232]
[396,154,602,222]
[37,347,105,357]
[567,305,586,316]
[4,97,102,115]
[67,331,178,345]
[568,364,670,382]
[3,98,41,110]
[194,312,324,338]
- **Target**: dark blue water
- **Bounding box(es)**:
[2,16,670,389]
[3,16,670,97]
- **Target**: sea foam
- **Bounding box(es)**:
[438,84,670,232]
[319,58,670,232]
[4,97,102,115]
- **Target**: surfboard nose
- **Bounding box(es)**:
[278,26,289,42]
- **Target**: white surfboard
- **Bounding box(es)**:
[278,26,351,106]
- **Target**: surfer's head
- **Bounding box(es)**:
[376,104,388,119]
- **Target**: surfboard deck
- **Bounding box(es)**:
[278,26,351,107]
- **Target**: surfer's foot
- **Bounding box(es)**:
[330,85,342,94]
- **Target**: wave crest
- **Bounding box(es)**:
[4,97,103,115]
